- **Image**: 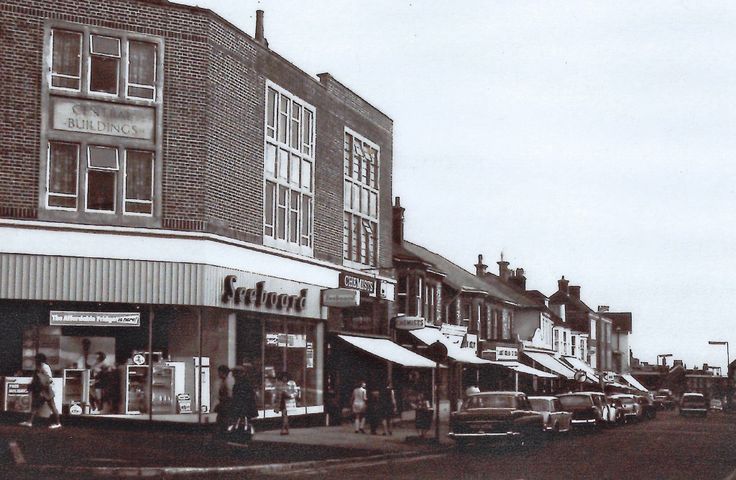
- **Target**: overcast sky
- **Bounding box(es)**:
[175,0,736,373]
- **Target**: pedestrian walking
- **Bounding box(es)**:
[20,353,61,429]
[380,382,397,435]
[366,386,381,434]
[214,365,233,437]
[228,364,258,443]
[274,371,292,435]
[351,380,367,433]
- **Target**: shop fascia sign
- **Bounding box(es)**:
[222,275,307,312]
[392,315,425,331]
[49,311,140,327]
[322,288,361,308]
[481,346,519,361]
[339,272,377,297]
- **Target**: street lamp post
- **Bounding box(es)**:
[708,341,730,377]
[657,353,673,367]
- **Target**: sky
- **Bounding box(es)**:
[175,0,736,373]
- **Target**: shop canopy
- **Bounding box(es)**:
[622,373,648,392]
[563,356,600,383]
[489,361,558,378]
[337,334,437,368]
[523,351,576,379]
[410,327,491,365]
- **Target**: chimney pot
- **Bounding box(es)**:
[475,254,488,276]
[255,10,268,46]
[497,255,510,281]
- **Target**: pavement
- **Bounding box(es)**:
[0,407,454,479]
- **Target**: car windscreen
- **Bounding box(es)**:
[619,397,634,405]
[682,396,705,406]
[559,395,592,408]
[465,394,516,409]
[529,398,551,412]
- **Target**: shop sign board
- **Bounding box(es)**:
[339,272,377,297]
[393,316,425,331]
[50,311,140,327]
[51,97,155,140]
[440,323,468,338]
[222,276,307,312]
[322,288,360,308]
[177,393,192,414]
[496,346,518,361]
[379,281,395,302]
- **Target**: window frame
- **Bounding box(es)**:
[343,127,380,269]
[263,81,315,256]
[123,149,155,217]
[46,141,80,211]
[49,26,161,103]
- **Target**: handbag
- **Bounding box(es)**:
[226,417,254,444]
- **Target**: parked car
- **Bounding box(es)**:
[558,393,603,429]
[637,395,657,420]
[709,399,723,411]
[590,392,621,425]
[609,394,641,423]
[528,396,573,433]
[448,391,545,449]
[656,389,676,410]
[680,393,708,417]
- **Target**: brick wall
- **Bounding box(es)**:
[0,0,394,272]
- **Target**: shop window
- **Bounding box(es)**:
[264,83,314,254]
[47,141,79,209]
[396,273,408,315]
[50,28,159,101]
[343,130,379,267]
[50,30,82,90]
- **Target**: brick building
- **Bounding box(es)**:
[0,0,401,423]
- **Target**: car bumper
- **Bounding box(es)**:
[448,431,522,439]
[571,418,598,425]
[680,408,707,414]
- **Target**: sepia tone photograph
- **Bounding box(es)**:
[0,0,734,478]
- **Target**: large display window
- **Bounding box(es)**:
[236,314,323,416]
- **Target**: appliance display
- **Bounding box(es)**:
[63,369,90,408]
[125,365,175,415]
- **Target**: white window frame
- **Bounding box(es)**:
[263,81,315,256]
[343,127,380,269]
[46,141,79,211]
[123,149,155,216]
[49,29,82,93]
[85,145,119,214]
[125,40,158,101]
[49,28,159,103]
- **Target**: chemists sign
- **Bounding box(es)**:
[50,311,140,327]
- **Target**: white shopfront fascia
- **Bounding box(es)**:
[0,219,393,314]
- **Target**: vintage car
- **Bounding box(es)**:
[656,389,676,410]
[448,391,545,448]
[680,392,708,417]
[709,399,723,411]
[609,394,641,423]
[528,396,573,433]
[558,393,604,429]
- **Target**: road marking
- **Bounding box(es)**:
[8,441,26,465]
[274,452,449,477]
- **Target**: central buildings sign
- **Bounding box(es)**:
[51,97,155,140]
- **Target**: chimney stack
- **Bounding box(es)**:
[508,267,526,290]
[255,10,268,46]
[597,305,610,313]
[392,197,405,245]
[497,253,510,281]
[475,254,487,276]
[569,286,581,299]
[557,276,569,295]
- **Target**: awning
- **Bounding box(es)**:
[337,334,437,368]
[563,356,600,383]
[410,327,491,365]
[523,351,576,379]
[489,361,558,378]
[622,373,648,392]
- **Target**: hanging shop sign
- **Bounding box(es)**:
[322,288,361,308]
[393,316,425,331]
[379,281,395,302]
[339,272,377,297]
[222,276,307,312]
[49,311,140,327]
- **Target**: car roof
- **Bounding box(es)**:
[683,392,704,397]
[528,396,557,401]
[472,391,524,396]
